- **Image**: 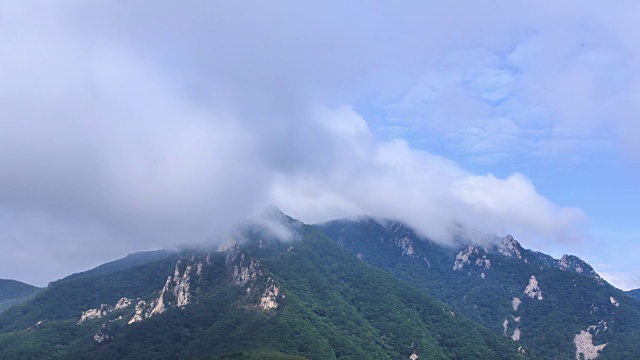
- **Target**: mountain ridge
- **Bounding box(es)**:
[0,221,524,359]
[0,279,41,314]
[318,217,640,359]
[0,212,637,359]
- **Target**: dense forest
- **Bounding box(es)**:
[0,224,523,359]
[319,218,640,359]
[0,280,41,314]
[1,213,638,359]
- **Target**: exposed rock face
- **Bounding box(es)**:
[588,321,608,334]
[148,278,170,317]
[219,240,286,313]
[114,297,132,310]
[148,257,196,317]
[128,300,147,324]
[127,255,206,324]
[395,236,415,256]
[93,323,109,343]
[196,262,204,276]
[474,256,491,269]
[453,245,478,270]
[386,222,417,257]
[453,244,492,273]
[220,241,263,285]
[76,254,211,344]
[93,316,128,344]
[558,254,602,279]
[600,321,608,332]
[504,296,523,341]
[451,235,524,272]
[173,259,193,307]
[27,320,47,331]
[555,254,604,285]
[609,296,619,307]
[512,297,522,311]
[511,328,521,341]
[559,254,585,273]
[219,240,240,265]
[498,235,522,259]
[259,277,283,311]
[79,298,132,324]
[593,274,604,285]
[511,328,520,341]
[524,275,543,300]
[503,315,522,341]
[574,329,606,360]
[78,305,111,324]
[233,253,262,285]
[409,352,418,360]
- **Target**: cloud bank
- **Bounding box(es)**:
[271,105,585,245]
[1,1,635,285]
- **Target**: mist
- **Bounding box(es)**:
[1,1,637,286]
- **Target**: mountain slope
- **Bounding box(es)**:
[0,279,41,313]
[0,255,178,334]
[627,289,640,301]
[50,249,173,286]
[0,223,524,359]
[319,218,640,359]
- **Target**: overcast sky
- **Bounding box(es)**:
[1,1,638,289]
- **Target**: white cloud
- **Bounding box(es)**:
[271,107,585,247]
[0,0,636,287]
[597,271,639,291]
[374,3,640,163]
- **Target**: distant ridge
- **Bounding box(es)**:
[50,249,172,286]
[0,279,41,313]
[319,217,640,359]
[0,219,521,359]
[1,212,638,359]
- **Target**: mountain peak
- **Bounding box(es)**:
[235,207,303,244]
[319,217,640,358]
[498,234,523,259]
[261,205,288,218]
[0,279,41,313]
[558,254,599,278]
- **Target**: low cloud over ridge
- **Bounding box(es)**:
[2,1,626,286]
[270,105,585,245]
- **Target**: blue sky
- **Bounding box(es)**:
[0,1,638,289]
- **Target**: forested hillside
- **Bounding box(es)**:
[0,222,523,359]
[0,279,41,314]
[319,218,640,359]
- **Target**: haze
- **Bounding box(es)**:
[0,1,638,289]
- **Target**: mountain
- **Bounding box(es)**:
[319,218,640,359]
[0,279,41,314]
[0,219,524,359]
[628,289,640,301]
[50,249,173,286]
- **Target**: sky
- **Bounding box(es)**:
[0,1,638,289]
